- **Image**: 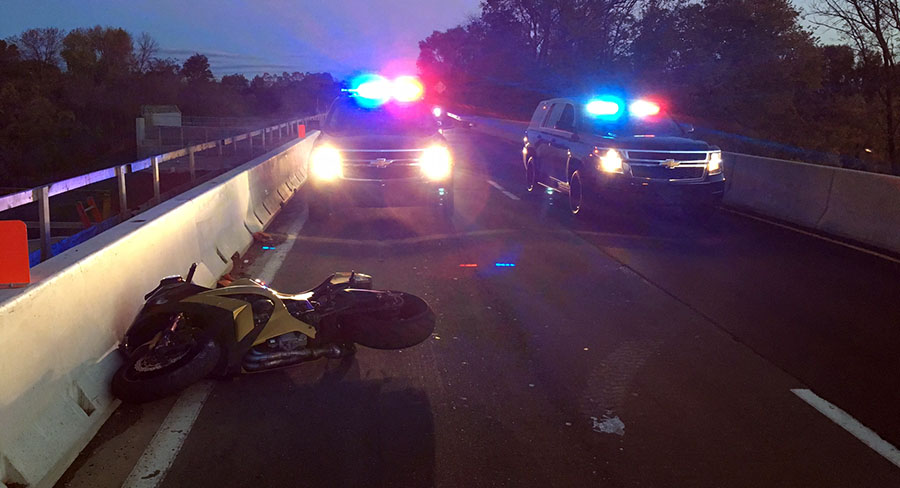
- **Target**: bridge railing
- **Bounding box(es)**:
[0,114,325,264]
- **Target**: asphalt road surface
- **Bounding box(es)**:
[59,127,900,487]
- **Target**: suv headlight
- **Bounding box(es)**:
[311,145,342,181]
[595,148,624,174]
[708,151,723,174]
[420,145,452,180]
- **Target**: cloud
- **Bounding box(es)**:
[158,48,252,60]
[215,64,301,72]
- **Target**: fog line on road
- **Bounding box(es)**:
[487,179,521,200]
[791,388,900,468]
[121,381,215,488]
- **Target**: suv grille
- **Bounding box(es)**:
[625,151,709,162]
[343,163,421,180]
[623,149,709,181]
[339,149,424,162]
[630,166,705,180]
[338,149,425,180]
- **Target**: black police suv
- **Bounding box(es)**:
[522,97,724,218]
[306,94,455,221]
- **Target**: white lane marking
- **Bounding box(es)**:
[285,228,519,246]
[575,230,719,245]
[122,381,216,488]
[487,179,521,201]
[257,204,309,284]
[791,388,900,468]
[725,208,900,265]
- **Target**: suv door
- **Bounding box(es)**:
[533,102,560,185]
[545,103,576,183]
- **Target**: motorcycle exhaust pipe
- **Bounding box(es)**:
[242,344,344,371]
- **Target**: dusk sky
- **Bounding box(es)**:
[2,0,839,80]
[1,0,482,78]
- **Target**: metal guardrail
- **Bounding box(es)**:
[1,115,324,263]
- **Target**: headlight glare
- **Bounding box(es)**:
[311,145,342,181]
[597,148,624,173]
[420,145,452,180]
[708,151,722,174]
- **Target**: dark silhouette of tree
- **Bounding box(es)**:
[0,40,20,68]
[221,73,250,91]
[62,26,135,80]
[812,0,900,174]
[7,27,66,67]
[134,33,158,74]
[0,25,338,188]
[181,53,214,84]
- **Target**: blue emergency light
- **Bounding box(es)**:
[343,73,424,108]
[586,97,624,117]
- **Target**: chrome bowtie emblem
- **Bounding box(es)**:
[662,159,680,169]
[371,158,392,168]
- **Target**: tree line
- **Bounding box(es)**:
[418,0,900,175]
[0,26,341,188]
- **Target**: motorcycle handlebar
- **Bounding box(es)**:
[186,263,197,284]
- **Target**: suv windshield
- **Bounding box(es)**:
[585,116,684,138]
[325,99,437,136]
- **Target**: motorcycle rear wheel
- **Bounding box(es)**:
[112,334,221,403]
[340,292,436,350]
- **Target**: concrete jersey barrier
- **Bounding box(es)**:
[817,168,900,253]
[0,132,317,488]
[465,114,900,255]
[723,153,834,229]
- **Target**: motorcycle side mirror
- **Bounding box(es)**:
[350,273,373,290]
[186,263,197,283]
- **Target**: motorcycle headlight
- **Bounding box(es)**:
[420,145,452,180]
[311,145,342,181]
[595,148,624,174]
[708,151,723,174]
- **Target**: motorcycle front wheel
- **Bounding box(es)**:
[111,332,221,403]
[340,292,436,350]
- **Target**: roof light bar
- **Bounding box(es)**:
[392,76,424,102]
[585,95,625,120]
[630,100,661,117]
[344,73,425,106]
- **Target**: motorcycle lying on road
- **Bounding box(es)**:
[112,264,435,403]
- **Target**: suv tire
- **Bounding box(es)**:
[568,169,585,215]
[525,157,538,194]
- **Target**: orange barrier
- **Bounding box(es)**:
[0,220,30,287]
[298,124,306,139]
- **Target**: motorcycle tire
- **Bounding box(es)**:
[111,336,221,403]
[340,292,436,350]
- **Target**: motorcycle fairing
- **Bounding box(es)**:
[182,285,317,343]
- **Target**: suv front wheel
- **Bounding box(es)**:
[525,156,538,193]
[568,170,585,215]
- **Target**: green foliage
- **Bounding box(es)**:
[419,0,894,173]
[181,53,214,84]
[62,26,135,80]
[0,28,340,188]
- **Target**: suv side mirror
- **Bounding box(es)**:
[681,123,694,134]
